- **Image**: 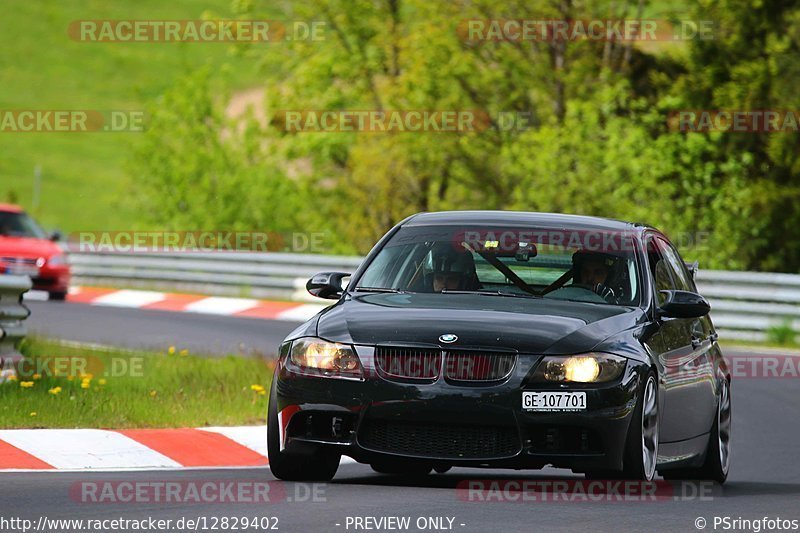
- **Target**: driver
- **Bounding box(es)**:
[578,256,610,287]
[572,250,620,301]
[431,247,479,292]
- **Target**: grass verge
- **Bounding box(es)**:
[1,0,270,232]
[0,337,273,429]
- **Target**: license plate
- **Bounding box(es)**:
[522,391,586,412]
[6,264,38,276]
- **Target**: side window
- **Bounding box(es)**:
[358,244,420,288]
[646,236,677,306]
[657,238,693,292]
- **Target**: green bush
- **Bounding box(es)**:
[766,319,797,347]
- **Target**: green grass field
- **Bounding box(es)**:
[0,0,268,232]
[0,337,273,428]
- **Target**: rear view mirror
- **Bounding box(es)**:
[515,242,537,262]
[306,272,350,300]
[659,290,710,319]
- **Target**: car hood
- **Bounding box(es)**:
[315,292,644,354]
[0,236,61,259]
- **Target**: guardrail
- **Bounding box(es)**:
[66,249,362,302]
[695,270,800,342]
[0,275,32,382]
[65,248,798,343]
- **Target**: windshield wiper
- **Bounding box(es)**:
[441,290,542,299]
[352,287,403,293]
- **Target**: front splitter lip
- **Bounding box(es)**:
[284,436,620,471]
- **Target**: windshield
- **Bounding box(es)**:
[356,225,641,306]
[0,211,48,239]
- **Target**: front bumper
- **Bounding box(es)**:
[33,266,70,293]
[274,345,647,472]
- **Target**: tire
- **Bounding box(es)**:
[615,371,659,481]
[661,379,731,484]
[267,379,340,481]
[371,461,432,476]
[49,291,67,301]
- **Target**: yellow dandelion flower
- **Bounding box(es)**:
[80,373,93,381]
[32,373,42,380]
[30,412,37,417]
[7,374,17,382]
[149,390,157,397]
[48,386,62,395]
[250,384,265,392]
[179,349,189,357]
[98,378,107,385]
[80,381,90,389]
[20,381,34,388]
[168,346,176,355]
[257,389,266,396]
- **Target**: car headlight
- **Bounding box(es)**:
[46,255,65,267]
[289,338,363,378]
[531,353,627,383]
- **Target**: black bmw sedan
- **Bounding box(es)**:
[268,211,731,483]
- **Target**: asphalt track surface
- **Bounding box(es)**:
[25,301,297,356]
[7,300,800,532]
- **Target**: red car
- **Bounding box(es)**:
[0,204,70,300]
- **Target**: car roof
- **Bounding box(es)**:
[403,210,650,232]
[0,203,24,213]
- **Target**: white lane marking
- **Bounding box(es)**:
[92,290,166,308]
[198,426,356,464]
[276,304,327,322]
[184,297,259,315]
[199,426,268,457]
[0,429,181,469]
[0,463,365,472]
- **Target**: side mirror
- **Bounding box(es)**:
[658,290,710,319]
[50,230,62,242]
[306,272,350,300]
